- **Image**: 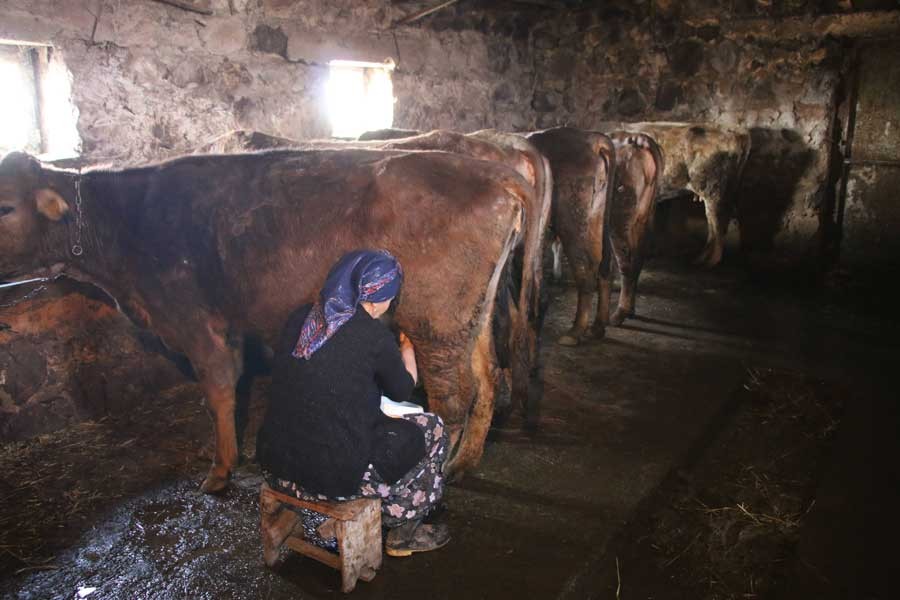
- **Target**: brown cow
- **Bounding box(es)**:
[197,129,553,416]
[604,131,665,325]
[599,121,751,267]
[526,127,617,345]
[357,127,663,332]
[0,148,529,491]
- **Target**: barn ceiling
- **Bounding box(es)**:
[393,0,604,11]
[390,0,609,28]
[392,0,900,29]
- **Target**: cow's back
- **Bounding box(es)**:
[159,149,530,343]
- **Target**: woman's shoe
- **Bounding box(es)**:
[385,521,450,557]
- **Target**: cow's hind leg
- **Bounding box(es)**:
[610,241,637,326]
[444,223,515,478]
[443,306,498,480]
[612,253,644,325]
[592,229,614,338]
[558,270,593,346]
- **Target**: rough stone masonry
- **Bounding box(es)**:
[0,0,537,163]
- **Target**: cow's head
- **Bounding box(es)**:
[0,152,70,282]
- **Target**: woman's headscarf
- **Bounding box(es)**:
[292,249,403,360]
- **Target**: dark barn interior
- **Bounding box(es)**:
[1,1,899,598]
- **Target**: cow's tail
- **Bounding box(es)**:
[635,133,665,206]
[533,150,554,327]
[636,135,664,252]
[587,132,617,283]
[521,145,553,328]
[469,129,553,327]
[490,245,516,420]
[491,171,530,422]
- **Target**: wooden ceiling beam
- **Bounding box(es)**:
[393,0,463,25]
[150,0,214,16]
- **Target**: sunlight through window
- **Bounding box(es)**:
[0,42,80,159]
[326,59,395,139]
[0,54,39,153]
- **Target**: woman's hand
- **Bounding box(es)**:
[398,331,418,385]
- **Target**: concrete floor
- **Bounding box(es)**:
[4,259,898,599]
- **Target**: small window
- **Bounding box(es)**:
[326,59,395,139]
[0,45,41,154]
[0,42,80,160]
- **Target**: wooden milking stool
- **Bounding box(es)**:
[259,482,383,593]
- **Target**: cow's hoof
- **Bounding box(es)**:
[557,333,580,346]
[694,245,722,267]
[610,309,631,326]
[442,462,464,484]
[200,471,230,494]
[592,324,606,339]
[704,249,723,267]
[695,255,721,268]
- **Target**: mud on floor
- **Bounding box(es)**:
[0,383,209,578]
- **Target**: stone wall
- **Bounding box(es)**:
[0,0,536,163]
[5,0,895,263]
[530,1,900,266]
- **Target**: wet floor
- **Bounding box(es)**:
[3,259,898,599]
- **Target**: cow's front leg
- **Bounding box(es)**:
[201,381,239,493]
[189,324,242,494]
[609,242,633,326]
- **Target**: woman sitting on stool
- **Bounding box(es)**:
[256,249,450,556]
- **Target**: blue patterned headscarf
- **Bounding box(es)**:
[292,249,403,360]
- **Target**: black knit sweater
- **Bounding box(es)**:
[256,304,426,498]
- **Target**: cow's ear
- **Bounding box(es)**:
[35,188,70,221]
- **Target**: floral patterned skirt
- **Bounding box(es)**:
[266,412,449,552]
